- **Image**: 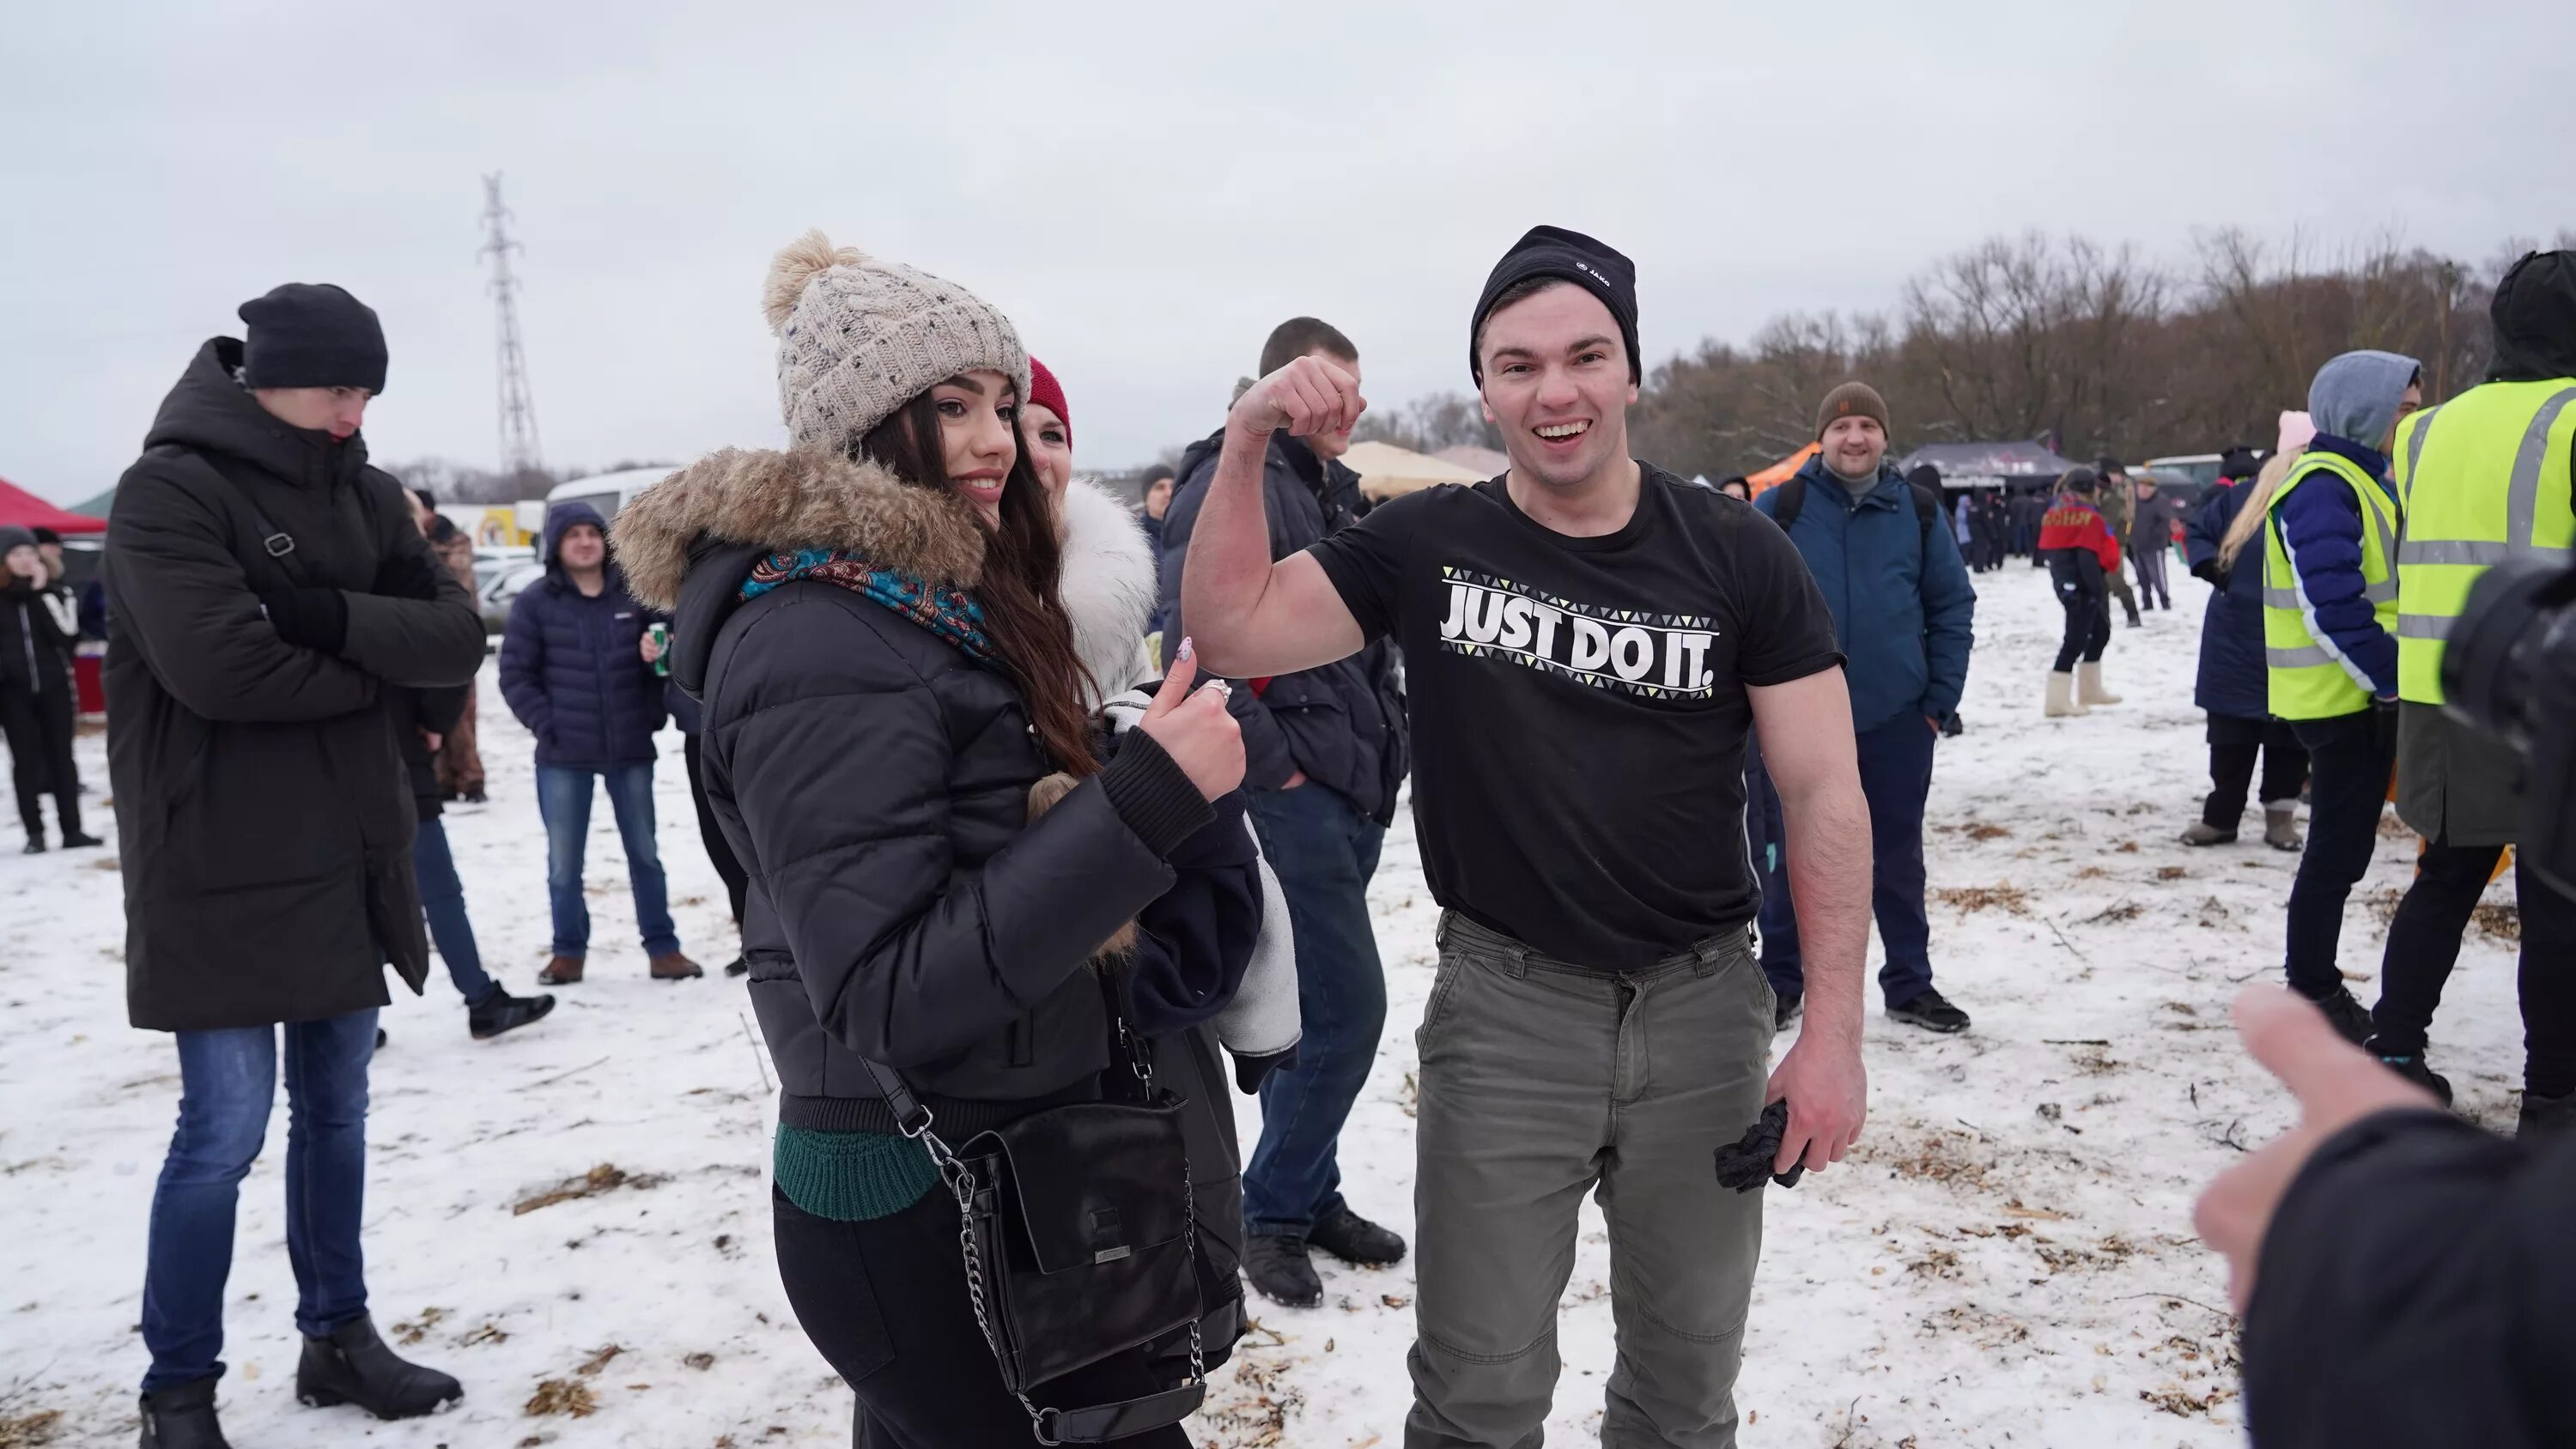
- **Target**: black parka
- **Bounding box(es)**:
[618,446,1213,1137]
[105,338,488,1031]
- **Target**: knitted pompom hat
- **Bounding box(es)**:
[762,229,1030,454]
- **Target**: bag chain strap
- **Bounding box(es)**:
[905,1013,1202,1446]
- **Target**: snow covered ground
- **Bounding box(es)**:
[0,561,2533,1448]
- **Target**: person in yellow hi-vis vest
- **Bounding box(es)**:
[2222,349,2422,1045]
[2366,251,2576,1137]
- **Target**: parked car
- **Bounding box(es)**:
[2142,453,2226,489]
[479,559,545,636]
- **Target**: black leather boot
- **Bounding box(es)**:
[139,1378,231,1449]
[295,1315,462,1419]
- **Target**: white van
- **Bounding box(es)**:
[543,466,673,529]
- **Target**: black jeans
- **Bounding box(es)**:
[2285,709,2397,998]
[773,1186,1192,1447]
[681,733,749,926]
[2204,713,2310,828]
[2372,842,2576,1095]
[2051,579,2111,672]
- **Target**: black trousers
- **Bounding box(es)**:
[680,733,749,926]
[774,1187,1193,1448]
[2285,708,2397,998]
[0,683,80,841]
[2051,579,2111,672]
[2372,842,2576,1096]
[2205,713,2310,828]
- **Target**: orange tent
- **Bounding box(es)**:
[1746,443,1818,496]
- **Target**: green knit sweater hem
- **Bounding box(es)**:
[773,1125,939,1222]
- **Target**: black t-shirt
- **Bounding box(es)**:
[1311,464,1843,970]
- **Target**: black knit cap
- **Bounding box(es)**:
[238,283,388,395]
[1470,226,1640,384]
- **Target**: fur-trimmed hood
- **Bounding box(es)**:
[619,446,1159,707]
[614,446,988,614]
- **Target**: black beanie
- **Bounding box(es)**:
[238,283,388,395]
[2219,446,2261,480]
[1469,226,1640,384]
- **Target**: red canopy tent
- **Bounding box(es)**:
[0,476,110,534]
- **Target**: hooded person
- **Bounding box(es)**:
[104,282,489,1446]
[1,523,96,851]
[497,499,696,984]
[2038,466,2124,716]
[611,230,1260,1443]
[2360,251,2576,1126]
[2227,349,2423,1045]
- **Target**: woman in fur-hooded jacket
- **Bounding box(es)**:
[617,233,1243,1445]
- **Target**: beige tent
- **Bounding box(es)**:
[1344,440,1486,501]
[1433,444,1510,477]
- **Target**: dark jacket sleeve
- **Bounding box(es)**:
[1121,788,1262,1036]
[1917,510,1977,724]
[2276,477,2398,697]
[726,602,1200,1068]
[2185,487,2234,582]
[335,476,486,689]
[413,682,469,737]
[497,587,550,742]
[103,465,379,723]
[1156,445,1299,790]
[2245,1108,2576,1449]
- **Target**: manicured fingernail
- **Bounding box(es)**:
[1177,636,1195,661]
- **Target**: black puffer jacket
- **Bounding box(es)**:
[618,447,1216,1137]
[105,338,488,1031]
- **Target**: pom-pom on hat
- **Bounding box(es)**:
[763,230,1030,454]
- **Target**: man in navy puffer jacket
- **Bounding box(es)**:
[500,501,698,983]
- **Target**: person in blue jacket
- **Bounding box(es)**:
[500,501,699,985]
[1755,381,1978,1034]
[2181,447,2308,851]
[2218,352,2421,1044]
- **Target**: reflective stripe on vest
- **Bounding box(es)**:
[2261,452,2401,719]
[2391,380,2576,703]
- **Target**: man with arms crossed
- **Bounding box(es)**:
[1187,226,1873,1447]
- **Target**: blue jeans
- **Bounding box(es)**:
[414,817,496,1007]
[536,762,678,959]
[1242,783,1388,1237]
[1759,712,1938,1007]
[141,1009,378,1391]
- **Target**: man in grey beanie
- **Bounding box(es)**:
[107,286,486,1446]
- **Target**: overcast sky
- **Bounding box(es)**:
[7,0,2568,502]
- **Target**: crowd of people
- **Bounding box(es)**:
[55,229,2576,1448]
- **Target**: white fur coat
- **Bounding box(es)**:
[1060,477,1301,1076]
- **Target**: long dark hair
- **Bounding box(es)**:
[857,391,1100,775]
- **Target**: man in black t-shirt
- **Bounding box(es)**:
[1187,226,1873,1448]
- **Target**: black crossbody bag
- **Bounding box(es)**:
[860,1010,1206,1445]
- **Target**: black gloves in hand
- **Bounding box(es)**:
[261,586,349,653]
[1713,1099,1807,1193]
[372,549,442,602]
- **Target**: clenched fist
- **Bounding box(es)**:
[1227,355,1366,443]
